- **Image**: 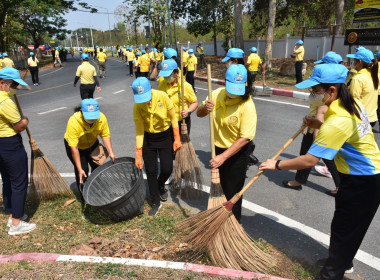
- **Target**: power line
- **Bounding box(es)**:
[75,9,117,15]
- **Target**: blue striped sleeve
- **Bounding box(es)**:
[308,143,339,160]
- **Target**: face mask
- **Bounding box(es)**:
[225,61,233,69]
[84,119,96,124]
[189,53,193,56]
[227,92,240,99]
[309,93,325,107]
[165,76,176,83]
[9,88,17,96]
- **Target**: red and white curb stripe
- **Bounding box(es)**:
[0,253,290,280]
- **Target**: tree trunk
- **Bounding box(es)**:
[335,0,344,35]
[213,10,217,56]
[234,0,244,50]
[264,0,276,69]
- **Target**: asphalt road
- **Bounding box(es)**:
[5,54,380,279]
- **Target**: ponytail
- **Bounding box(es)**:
[363,60,379,90]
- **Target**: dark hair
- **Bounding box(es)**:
[74,106,81,112]
[230,58,245,65]
[321,83,361,120]
[241,86,252,101]
[362,60,379,90]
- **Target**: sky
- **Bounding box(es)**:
[64,0,124,32]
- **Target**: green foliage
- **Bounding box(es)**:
[95,263,125,279]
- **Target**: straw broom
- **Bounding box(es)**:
[172,47,203,196]
[13,71,72,201]
[178,124,306,251]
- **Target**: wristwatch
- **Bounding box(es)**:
[187,110,192,116]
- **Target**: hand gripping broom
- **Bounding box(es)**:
[178,124,306,251]
[13,71,72,201]
[203,64,272,272]
[172,47,203,197]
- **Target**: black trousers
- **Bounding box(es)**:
[295,132,340,188]
[215,144,249,222]
[186,71,195,91]
[135,67,141,78]
[29,66,39,84]
[295,61,303,83]
[0,134,28,219]
[320,173,380,280]
[247,71,258,90]
[142,129,173,205]
[140,72,149,78]
[199,54,206,69]
[80,84,96,100]
[129,61,134,76]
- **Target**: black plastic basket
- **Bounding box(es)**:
[82,157,145,221]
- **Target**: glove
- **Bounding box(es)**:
[135,147,143,169]
[173,126,182,152]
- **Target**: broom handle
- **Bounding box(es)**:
[236,124,306,198]
[180,47,185,124]
[207,64,216,158]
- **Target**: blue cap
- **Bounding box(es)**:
[376,50,380,58]
[188,49,194,53]
[346,48,374,63]
[295,64,348,89]
[81,99,100,120]
[163,48,177,59]
[0,54,2,58]
[314,51,343,64]
[0,67,28,86]
[30,52,34,56]
[222,48,244,62]
[296,40,303,45]
[136,52,141,56]
[142,50,146,54]
[2,52,8,57]
[183,46,187,51]
[96,45,99,48]
[81,53,89,60]
[355,46,364,51]
[250,47,257,52]
[132,77,152,104]
[225,64,247,95]
[159,60,178,77]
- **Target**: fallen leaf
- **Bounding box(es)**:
[179,243,188,248]
[152,246,164,252]
[22,235,29,240]
[64,199,76,207]
[35,243,42,246]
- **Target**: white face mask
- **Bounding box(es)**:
[227,92,240,99]
[225,61,233,69]
[165,76,176,83]
[309,93,325,107]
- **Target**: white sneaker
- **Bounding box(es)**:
[8,221,36,235]
[7,214,28,228]
[345,267,354,274]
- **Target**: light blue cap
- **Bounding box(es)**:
[30,52,34,56]
[142,50,146,54]
[136,52,141,56]
[296,40,303,45]
[222,48,244,62]
[376,50,380,58]
[2,52,8,57]
[0,54,2,58]
[159,60,178,77]
[250,47,257,52]
[295,64,348,89]
[225,64,247,95]
[0,67,28,86]
[81,53,89,60]
[183,46,187,51]
[346,48,374,63]
[188,49,194,53]
[355,46,364,51]
[81,99,100,120]
[314,51,343,64]
[163,48,177,59]
[132,77,152,104]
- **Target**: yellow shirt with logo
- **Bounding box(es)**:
[133,89,178,147]
[295,46,304,61]
[308,98,380,175]
[2,57,15,68]
[64,112,110,150]
[196,46,204,55]
[138,54,150,73]
[0,90,21,137]
[247,53,262,72]
[202,87,257,148]
[186,55,198,71]
[158,80,197,121]
[28,57,39,67]
[76,61,97,84]
[127,51,135,62]
[97,52,107,62]
[349,68,378,122]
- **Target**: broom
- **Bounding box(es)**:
[178,124,306,251]
[13,71,72,201]
[204,64,272,272]
[172,47,203,196]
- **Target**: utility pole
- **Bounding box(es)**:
[166,0,173,47]
[148,0,152,47]
[76,32,79,50]
[90,26,94,47]
[134,20,138,46]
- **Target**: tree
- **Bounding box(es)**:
[335,0,344,35]
[264,0,276,69]
[234,0,244,49]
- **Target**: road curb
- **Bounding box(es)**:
[195,76,310,100]
[0,253,291,280]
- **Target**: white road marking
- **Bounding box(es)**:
[113,90,125,94]
[94,97,103,100]
[39,67,64,77]
[194,87,208,91]
[254,97,309,108]
[37,107,67,115]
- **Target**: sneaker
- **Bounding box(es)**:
[8,221,36,235]
[316,258,353,274]
[7,214,28,228]
[165,175,173,185]
[315,165,332,178]
[160,189,168,202]
[148,204,162,217]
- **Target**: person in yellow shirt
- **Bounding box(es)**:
[2,53,15,68]
[27,52,39,86]
[196,43,206,69]
[293,40,305,83]
[0,54,3,70]
[138,50,150,78]
[70,47,74,58]
[182,47,189,76]
[96,48,107,78]
[158,59,198,134]
[185,49,197,91]
[155,48,163,69]
[132,77,182,216]
[148,48,156,75]
[126,48,135,77]
[196,64,257,222]
[0,67,36,235]
[346,47,379,127]
[53,49,62,67]
[64,99,117,202]
[74,54,101,99]
[246,47,265,90]
[134,52,141,78]
[376,50,380,130]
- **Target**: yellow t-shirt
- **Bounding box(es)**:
[349,68,378,122]
[55,51,60,58]
[76,61,97,84]
[308,99,380,175]
[84,48,88,53]
[0,58,3,70]
[0,90,21,137]
[97,52,107,62]
[247,53,262,72]
[149,51,155,60]
[127,51,135,62]
[202,88,257,148]
[186,55,198,71]
[182,51,189,65]
[158,80,197,121]
[28,57,39,67]
[196,46,204,55]
[2,57,15,68]
[64,112,110,150]
[138,54,150,72]
[155,52,163,62]
[295,46,304,61]
[133,89,178,147]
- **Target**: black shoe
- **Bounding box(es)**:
[148,204,162,217]
[316,258,353,274]
[160,189,168,202]
[247,154,259,165]
[282,180,302,191]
